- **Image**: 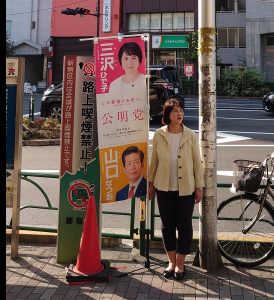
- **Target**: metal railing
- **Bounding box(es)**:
[9,171,270,254]
[7,170,146,252]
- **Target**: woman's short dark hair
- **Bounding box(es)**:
[118,42,142,65]
[162,98,185,125]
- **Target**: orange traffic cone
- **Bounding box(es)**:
[66,195,110,284]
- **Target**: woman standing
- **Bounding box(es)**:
[148,98,204,280]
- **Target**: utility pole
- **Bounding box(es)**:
[194,0,223,271]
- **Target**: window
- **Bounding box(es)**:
[162,13,172,31]
[185,12,194,31]
[239,28,246,47]
[173,13,184,31]
[129,14,139,32]
[139,14,150,31]
[228,28,237,47]
[217,28,227,47]
[266,36,274,46]
[237,0,246,11]
[151,14,161,31]
[216,0,246,12]
[6,20,12,35]
[128,12,194,32]
[217,28,246,48]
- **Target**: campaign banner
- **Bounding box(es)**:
[95,36,148,202]
[6,85,17,207]
[57,56,100,263]
[6,85,17,169]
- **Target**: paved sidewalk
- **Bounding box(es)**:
[6,242,274,299]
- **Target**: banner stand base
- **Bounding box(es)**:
[66,260,111,284]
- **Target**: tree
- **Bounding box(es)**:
[184,31,198,64]
[6,32,15,56]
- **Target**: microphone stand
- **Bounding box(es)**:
[116,197,167,281]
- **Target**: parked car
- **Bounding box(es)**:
[262,91,274,113]
[40,83,62,119]
[40,64,184,120]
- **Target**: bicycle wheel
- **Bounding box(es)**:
[217,193,274,267]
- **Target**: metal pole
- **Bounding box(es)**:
[96,0,100,37]
[31,91,34,121]
[195,0,223,270]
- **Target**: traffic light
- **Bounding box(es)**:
[61,7,90,16]
[61,8,77,15]
[75,7,90,15]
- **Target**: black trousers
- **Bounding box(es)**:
[156,190,195,255]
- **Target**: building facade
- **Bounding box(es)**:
[6,0,52,88]
[216,0,274,81]
[7,0,273,88]
[122,0,198,77]
[50,0,122,85]
[246,0,274,81]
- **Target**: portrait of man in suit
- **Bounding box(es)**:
[116,146,147,201]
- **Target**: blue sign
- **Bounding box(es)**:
[6,85,17,169]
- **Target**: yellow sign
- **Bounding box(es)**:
[6,170,13,207]
[139,200,145,221]
[6,58,18,77]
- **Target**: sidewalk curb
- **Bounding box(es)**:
[23,139,60,146]
[6,229,122,248]
[6,229,199,250]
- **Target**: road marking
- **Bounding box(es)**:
[217,132,251,144]
[219,130,274,135]
[218,144,274,147]
[216,117,273,121]
[217,171,233,176]
[23,112,40,117]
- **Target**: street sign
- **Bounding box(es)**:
[57,56,100,264]
[184,64,194,77]
[152,35,189,49]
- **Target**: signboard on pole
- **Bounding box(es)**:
[184,64,194,77]
[152,35,189,49]
[6,85,17,207]
[57,56,100,263]
[95,36,148,203]
[6,57,24,259]
[102,0,111,32]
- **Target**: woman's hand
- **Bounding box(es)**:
[195,188,203,204]
[148,182,155,200]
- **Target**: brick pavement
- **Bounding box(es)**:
[6,243,274,299]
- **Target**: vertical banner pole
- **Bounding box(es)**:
[145,34,151,258]
[7,58,24,259]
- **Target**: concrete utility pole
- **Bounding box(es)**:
[194,0,223,270]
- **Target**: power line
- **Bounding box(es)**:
[6,0,96,16]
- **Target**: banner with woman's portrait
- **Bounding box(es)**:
[95,36,148,202]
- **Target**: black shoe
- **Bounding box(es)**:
[163,269,174,278]
[174,270,185,281]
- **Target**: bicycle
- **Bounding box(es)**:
[217,152,274,267]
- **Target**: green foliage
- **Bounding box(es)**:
[218,68,269,96]
[6,32,15,56]
[180,76,199,95]
[184,32,198,64]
